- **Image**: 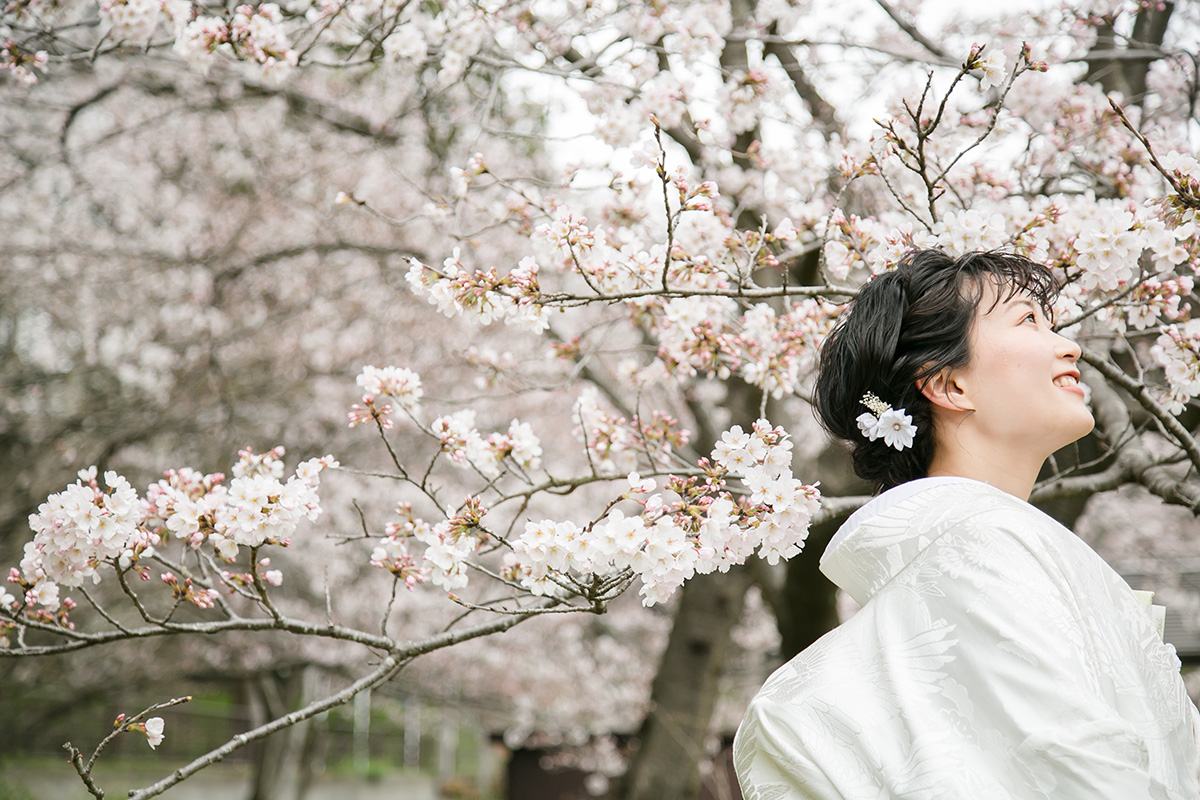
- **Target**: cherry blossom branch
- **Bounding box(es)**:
[1107,97,1200,209]
[537,283,854,305]
[77,586,133,635]
[248,546,284,623]
[124,658,407,800]
[1030,461,1128,503]
[872,157,931,230]
[1081,360,1200,510]
[381,575,401,638]
[1,612,396,657]
[393,599,556,657]
[65,696,191,799]
[653,120,676,293]
[873,0,950,61]
[113,562,158,624]
[200,550,262,603]
[116,595,550,800]
[928,47,1037,189]
[1055,279,1143,331]
[43,595,557,799]
[1079,346,1200,477]
[447,593,593,615]
[184,555,256,604]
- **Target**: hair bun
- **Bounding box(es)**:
[813,249,1057,492]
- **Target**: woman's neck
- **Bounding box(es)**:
[925,439,1042,500]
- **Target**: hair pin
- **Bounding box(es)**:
[857,392,917,451]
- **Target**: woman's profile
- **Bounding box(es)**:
[733,249,1200,798]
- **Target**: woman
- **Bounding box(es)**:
[733,250,1200,799]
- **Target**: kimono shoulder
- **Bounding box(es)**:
[734,480,1200,800]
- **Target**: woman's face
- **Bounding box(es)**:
[951,284,1095,455]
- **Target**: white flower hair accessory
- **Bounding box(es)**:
[856,392,917,451]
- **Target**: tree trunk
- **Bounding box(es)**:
[617,565,756,800]
[248,666,316,800]
[617,0,867,791]
[776,518,840,661]
[1084,3,1174,106]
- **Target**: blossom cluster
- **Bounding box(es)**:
[99,0,189,43]
[148,446,337,560]
[22,468,151,592]
[412,167,836,399]
[175,3,298,83]
[538,210,598,255]
[405,250,548,333]
[572,387,688,475]
[372,498,491,591]
[370,504,431,590]
[6,448,336,625]
[351,367,814,607]
[1151,320,1200,415]
[656,298,836,398]
[1099,275,1194,333]
[349,366,543,481]
[356,365,424,411]
[348,366,424,429]
[508,420,819,606]
[821,196,1197,335]
[161,570,219,608]
[432,411,543,479]
[0,38,47,85]
[1071,207,1192,292]
[1158,151,1200,212]
[412,172,831,402]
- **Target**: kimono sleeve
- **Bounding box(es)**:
[902,510,1188,798]
[733,695,837,800]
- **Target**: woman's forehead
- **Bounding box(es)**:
[975,277,1049,317]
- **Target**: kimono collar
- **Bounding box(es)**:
[818,477,1008,607]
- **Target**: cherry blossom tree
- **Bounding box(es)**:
[4,0,1200,798]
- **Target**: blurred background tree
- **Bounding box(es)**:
[2,0,1199,798]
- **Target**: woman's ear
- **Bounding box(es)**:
[918,368,973,413]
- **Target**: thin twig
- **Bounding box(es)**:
[1108,97,1200,208]
[126,660,407,799]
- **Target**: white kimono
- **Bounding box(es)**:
[734,478,1200,799]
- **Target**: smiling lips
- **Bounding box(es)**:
[1054,373,1085,395]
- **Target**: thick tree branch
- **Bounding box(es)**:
[1084,3,1174,104]
[1080,359,1200,511]
[762,23,844,141]
[1080,346,1200,478]
[873,0,950,61]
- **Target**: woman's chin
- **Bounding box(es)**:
[1056,408,1096,450]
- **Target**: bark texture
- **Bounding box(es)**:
[617,565,757,800]
[249,666,316,800]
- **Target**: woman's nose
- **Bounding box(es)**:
[1055,331,1082,361]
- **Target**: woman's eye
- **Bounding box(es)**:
[1023,312,1037,324]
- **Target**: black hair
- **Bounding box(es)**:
[813,249,1058,493]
